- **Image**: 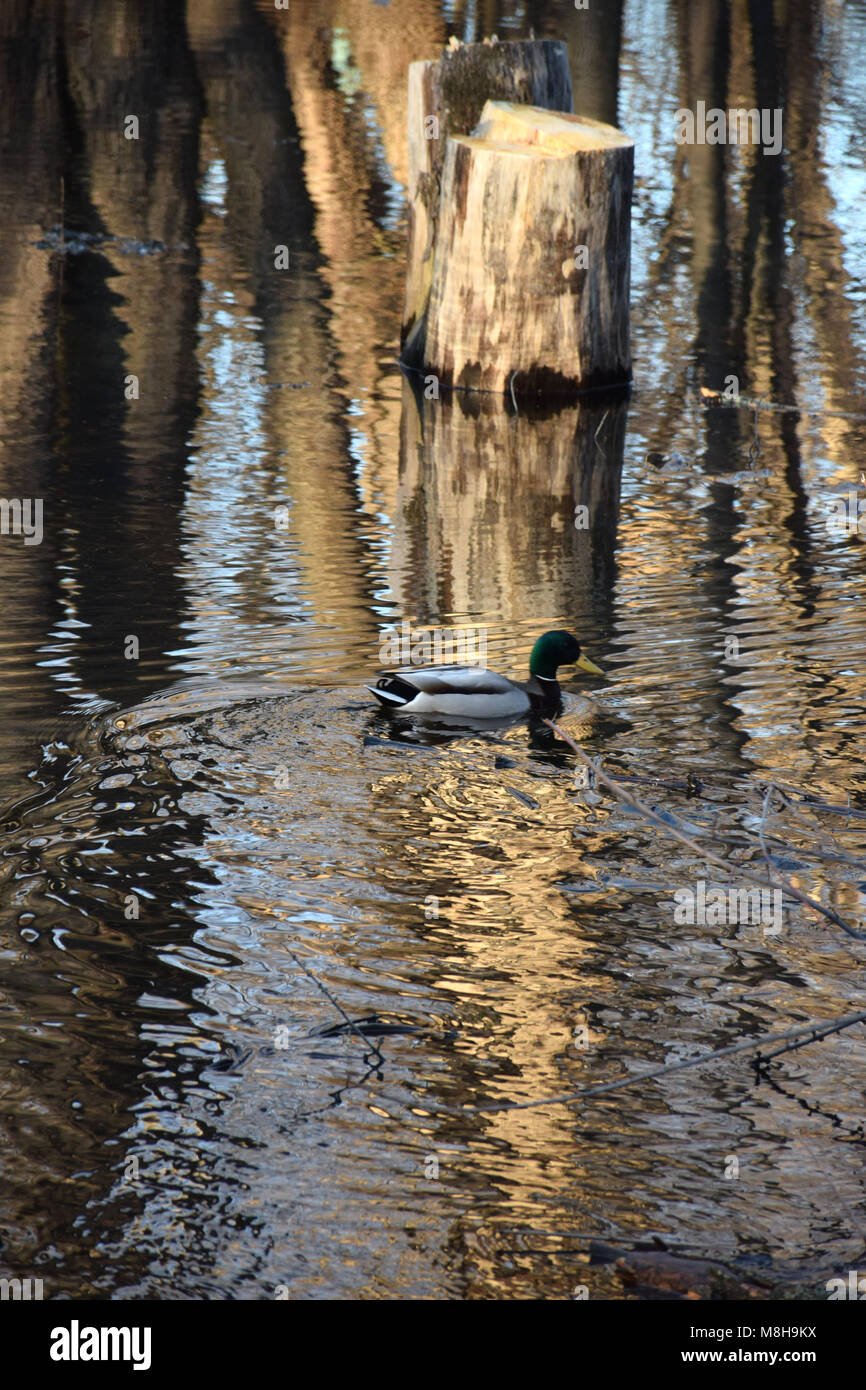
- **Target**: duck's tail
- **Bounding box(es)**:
[365,674,419,708]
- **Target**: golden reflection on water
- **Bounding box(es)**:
[0,0,865,1300]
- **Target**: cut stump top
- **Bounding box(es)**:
[473,100,634,154]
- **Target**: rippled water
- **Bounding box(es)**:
[1,0,865,1299]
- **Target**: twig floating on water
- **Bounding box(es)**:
[544,720,866,942]
[468,1009,866,1113]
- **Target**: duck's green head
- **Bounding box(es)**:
[529,630,604,681]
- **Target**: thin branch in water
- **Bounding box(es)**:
[698,384,866,421]
[764,781,865,867]
[594,408,609,459]
[468,1009,866,1113]
[285,944,384,1067]
[544,720,866,941]
[757,784,778,883]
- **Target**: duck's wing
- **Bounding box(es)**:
[388,666,518,696]
[367,665,529,718]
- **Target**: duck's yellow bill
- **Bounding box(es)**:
[576,654,604,676]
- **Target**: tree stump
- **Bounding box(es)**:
[402,40,573,364]
[423,101,634,397]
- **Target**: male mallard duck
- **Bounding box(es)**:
[366,630,603,718]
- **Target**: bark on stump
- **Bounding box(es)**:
[402,40,573,363]
[423,101,634,397]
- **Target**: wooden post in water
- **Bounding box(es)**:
[402,39,573,365]
[424,102,634,396]
[401,39,634,399]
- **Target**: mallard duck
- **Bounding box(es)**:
[366,630,603,718]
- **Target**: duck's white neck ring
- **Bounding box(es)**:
[535,674,559,683]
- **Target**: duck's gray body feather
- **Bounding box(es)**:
[367,665,539,717]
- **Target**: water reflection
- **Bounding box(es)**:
[0,0,865,1300]
[393,379,625,644]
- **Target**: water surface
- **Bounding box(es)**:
[0,0,865,1299]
